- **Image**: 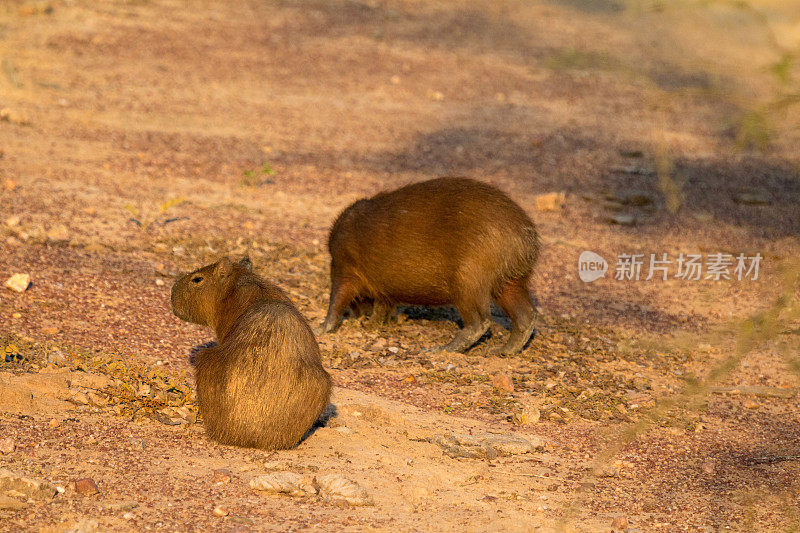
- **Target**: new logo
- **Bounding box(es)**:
[578,251,608,283]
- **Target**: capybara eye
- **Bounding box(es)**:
[191,276,204,284]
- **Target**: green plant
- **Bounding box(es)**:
[240,162,275,187]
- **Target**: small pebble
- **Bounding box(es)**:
[41,324,60,335]
[213,469,232,485]
[606,214,636,226]
[0,438,16,454]
[48,419,59,428]
[155,279,165,286]
[46,224,69,242]
[534,192,566,212]
[427,89,444,101]
[0,108,30,126]
[5,273,31,293]
[611,515,628,530]
[74,478,99,495]
[733,190,770,205]
[11,313,21,319]
[213,505,229,517]
[599,466,618,478]
[87,393,107,407]
[491,373,514,393]
[0,495,27,511]
[47,350,66,365]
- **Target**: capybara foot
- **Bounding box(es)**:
[432,318,492,353]
[317,318,341,335]
[496,321,537,355]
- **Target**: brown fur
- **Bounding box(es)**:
[321,177,540,354]
[171,257,332,450]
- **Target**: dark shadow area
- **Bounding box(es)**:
[271,0,547,62]
[569,292,707,332]
[341,288,697,341]
[598,155,800,238]
[543,0,625,14]
[648,62,722,91]
[266,0,739,99]
[300,402,338,444]
[381,126,593,181]
[357,119,800,239]
[671,157,800,237]
[598,406,800,528]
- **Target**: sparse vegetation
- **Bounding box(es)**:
[240,162,275,188]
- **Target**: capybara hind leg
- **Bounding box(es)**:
[320,280,357,334]
[494,279,538,355]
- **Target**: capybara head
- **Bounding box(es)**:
[171,256,252,326]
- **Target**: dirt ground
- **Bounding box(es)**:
[1,0,799,531]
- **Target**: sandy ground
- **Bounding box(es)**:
[1,0,799,531]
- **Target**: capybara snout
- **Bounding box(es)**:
[321,177,540,354]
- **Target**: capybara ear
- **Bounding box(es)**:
[240,256,253,271]
[215,257,233,278]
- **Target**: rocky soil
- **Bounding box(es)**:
[1,0,799,531]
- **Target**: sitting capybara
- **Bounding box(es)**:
[320,177,540,354]
[171,257,331,450]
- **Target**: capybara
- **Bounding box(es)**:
[321,177,540,354]
[171,256,332,450]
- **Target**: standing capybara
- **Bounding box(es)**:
[171,257,331,450]
[320,177,540,355]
